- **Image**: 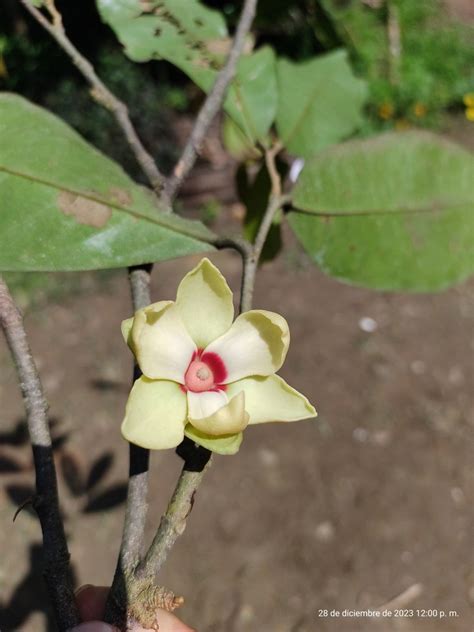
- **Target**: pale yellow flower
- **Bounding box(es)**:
[463,93,474,108]
[121,259,316,455]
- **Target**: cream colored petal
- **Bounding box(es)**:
[184,425,243,455]
[121,317,134,351]
[227,375,317,424]
[187,389,228,420]
[176,258,234,348]
[122,377,187,450]
[131,301,196,383]
[205,310,290,383]
[188,391,249,436]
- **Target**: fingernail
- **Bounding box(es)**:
[67,623,118,632]
[74,584,93,597]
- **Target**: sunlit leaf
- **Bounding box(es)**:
[289,131,474,290]
[0,94,214,271]
[276,49,367,158]
[97,1,277,143]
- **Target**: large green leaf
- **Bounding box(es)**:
[96,0,227,80]
[276,49,367,158]
[0,94,214,271]
[288,131,474,291]
[225,47,277,145]
[97,0,277,144]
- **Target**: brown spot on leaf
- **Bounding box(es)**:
[58,191,112,228]
[205,38,232,57]
[108,187,132,206]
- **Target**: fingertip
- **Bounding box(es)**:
[67,623,119,632]
[155,608,197,632]
[129,608,196,632]
[75,585,110,621]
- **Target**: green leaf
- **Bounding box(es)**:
[225,46,277,145]
[0,93,215,271]
[288,131,474,291]
[222,115,260,161]
[97,0,277,143]
[96,0,227,67]
[184,425,243,455]
[276,49,367,158]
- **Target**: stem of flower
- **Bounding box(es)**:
[104,265,153,625]
[137,439,211,579]
[0,276,80,631]
[240,143,287,312]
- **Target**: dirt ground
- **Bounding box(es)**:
[0,231,473,631]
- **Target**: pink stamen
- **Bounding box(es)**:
[183,350,227,393]
[185,359,215,392]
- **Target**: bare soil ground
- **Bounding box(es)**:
[0,234,473,631]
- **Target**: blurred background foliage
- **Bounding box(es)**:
[1,0,473,171]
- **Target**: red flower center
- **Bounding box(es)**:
[184,349,227,393]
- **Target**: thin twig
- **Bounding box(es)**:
[0,276,80,631]
[19,0,165,195]
[163,0,258,204]
[264,141,283,198]
[104,265,152,624]
[240,145,286,312]
[138,439,211,579]
[138,457,211,579]
[215,234,253,260]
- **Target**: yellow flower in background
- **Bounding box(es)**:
[378,102,394,120]
[463,94,474,121]
[413,102,427,118]
[463,93,474,108]
[395,118,411,130]
[121,259,316,455]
